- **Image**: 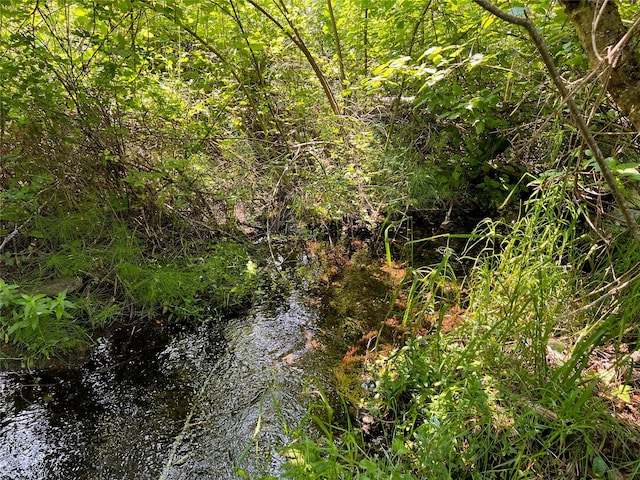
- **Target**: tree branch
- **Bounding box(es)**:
[473,0,640,246]
[0,226,19,253]
[244,0,341,115]
[327,0,345,84]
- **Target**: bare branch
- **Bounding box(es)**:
[609,14,640,67]
[591,0,609,63]
[0,226,19,253]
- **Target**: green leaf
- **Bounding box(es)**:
[614,167,640,181]
[468,53,486,68]
[8,320,30,334]
[246,260,258,275]
[592,456,607,477]
[610,385,632,403]
[235,468,249,479]
[508,6,528,16]
[248,39,265,52]
[613,163,640,181]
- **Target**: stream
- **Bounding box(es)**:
[0,249,395,480]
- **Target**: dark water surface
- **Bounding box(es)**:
[0,282,350,480]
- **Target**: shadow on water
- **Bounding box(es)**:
[0,252,363,480]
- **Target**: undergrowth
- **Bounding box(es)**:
[0,197,260,366]
[268,179,640,479]
[0,279,87,368]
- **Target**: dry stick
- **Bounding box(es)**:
[570,268,640,318]
[0,226,19,253]
[473,0,640,246]
[609,15,640,68]
[591,0,610,63]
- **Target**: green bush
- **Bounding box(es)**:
[0,279,86,366]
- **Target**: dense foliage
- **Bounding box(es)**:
[2,0,640,477]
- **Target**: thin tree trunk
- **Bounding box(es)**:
[245,0,341,116]
[363,6,369,76]
[327,0,346,84]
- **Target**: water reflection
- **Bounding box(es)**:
[0,287,338,480]
[162,290,335,479]
[0,325,184,480]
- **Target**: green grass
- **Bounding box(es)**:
[268,178,640,479]
[2,200,261,364]
[116,240,257,320]
[27,205,259,319]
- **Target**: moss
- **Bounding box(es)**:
[334,349,368,408]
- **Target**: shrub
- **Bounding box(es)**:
[0,279,86,366]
